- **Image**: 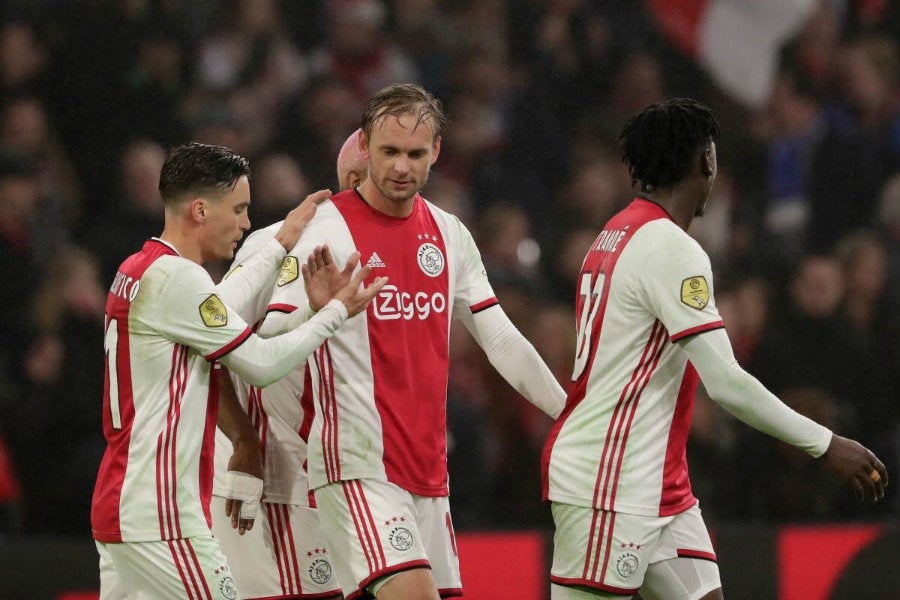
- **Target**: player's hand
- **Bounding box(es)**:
[274,189,332,251]
[335,265,388,318]
[224,436,264,535]
[820,434,888,503]
[301,245,357,311]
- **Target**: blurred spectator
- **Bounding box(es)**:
[718,275,773,367]
[737,387,858,522]
[308,0,418,103]
[120,29,191,146]
[249,152,311,229]
[807,34,900,251]
[0,94,81,260]
[748,254,887,441]
[477,203,542,284]
[759,65,826,260]
[0,19,49,100]
[273,75,362,189]
[390,0,453,93]
[834,229,900,443]
[0,151,42,391]
[190,0,307,154]
[13,247,106,535]
[82,139,165,283]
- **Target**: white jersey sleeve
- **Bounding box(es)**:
[636,223,722,341]
[216,232,285,323]
[681,328,833,456]
[448,215,497,315]
[461,307,567,418]
[146,259,252,360]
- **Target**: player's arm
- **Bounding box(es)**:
[450,216,567,418]
[221,256,387,387]
[216,190,331,317]
[215,365,263,535]
[460,305,567,419]
[680,328,888,502]
[257,245,361,338]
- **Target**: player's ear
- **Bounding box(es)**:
[190,199,207,222]
[700,144,714,178]
[430,135,442,165]
[358,131,370,161]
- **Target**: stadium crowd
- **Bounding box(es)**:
[0,0,898,539]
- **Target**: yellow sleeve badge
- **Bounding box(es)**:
[199,294,228,327]
[277,256,299,287]
[680,276,710,310]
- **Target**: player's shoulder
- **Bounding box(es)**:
[306,196,345,229]
[420,194,470,237]
[633,219,704,256]
[146,254,211,289]
[234,221,281,263]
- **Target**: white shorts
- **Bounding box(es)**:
[314,479,463,600]
[550,502,719,597]
[210,496,342,599]
[96,536,240,600]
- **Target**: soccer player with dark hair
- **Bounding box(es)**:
[91,142,385,600]
[542,99,887,600]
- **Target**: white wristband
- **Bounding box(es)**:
[224,471,264,520]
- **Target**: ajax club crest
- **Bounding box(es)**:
[417,242,444,277]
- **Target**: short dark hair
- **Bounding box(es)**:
[360,83,448,142]
[618,98,721,189]
[158,142,250,206]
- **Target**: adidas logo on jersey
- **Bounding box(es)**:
[366,252,386,268]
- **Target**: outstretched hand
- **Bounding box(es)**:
[274,189,332,251]
[821,434,888,503]
[302,245,359,311]
[335,265,388,317]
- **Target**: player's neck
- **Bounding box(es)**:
[637,190,694,231]
[159,226,203,264]
[356,180,415,218]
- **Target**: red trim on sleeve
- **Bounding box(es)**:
[669,321,725,343]
[205,326,252,361]
[438,588,464,598]
[267,303,298,314]
[470,297,498,314]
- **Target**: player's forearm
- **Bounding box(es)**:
[468,308,566,418]
[221,300,347,387]
[215,366,257,448]
[257,303,316,338]
[216,239,285,320]
[681,329,832,457]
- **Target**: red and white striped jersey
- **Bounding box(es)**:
[211,223,317,505]
[261,190,496,497]
[210,223,316,505]
[92,239,253,543]
[542,199,725,517]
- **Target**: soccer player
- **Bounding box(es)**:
[541,98,888,600]
[209,128,372,600]
[257,83,567,600]
[337,128,367,191]
[91,142,386,600]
